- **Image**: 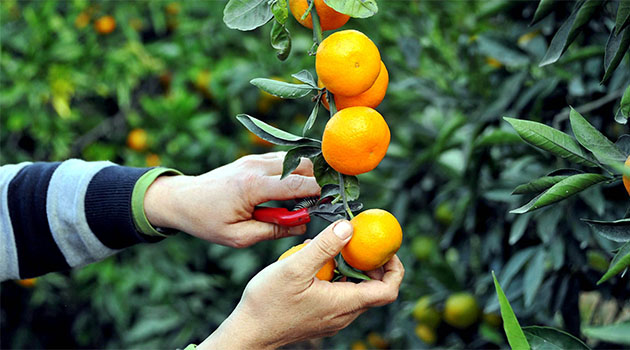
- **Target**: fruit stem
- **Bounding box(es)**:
[338,172,355,219]
[309,0,324,45]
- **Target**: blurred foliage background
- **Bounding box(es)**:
[1,0,629,349]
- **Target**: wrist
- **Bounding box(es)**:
[144,174,187,230]
[199,307,274,350]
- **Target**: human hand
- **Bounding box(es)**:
[197,220,405,349]
[143,152,320,247]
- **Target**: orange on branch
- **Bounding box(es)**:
[127,128,148,151]
[289,0,350,31]
[320,61,388,111]
[322,106,390,175]
[341,209,402,271]
[94,15,116,35]
[623,156,630,196]
[316,30,381,97]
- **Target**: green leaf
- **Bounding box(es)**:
[270,0,288,24]
[602,26,630,84]
[236,114,321,146]
[582,322,630,345]
[504,117,599,167]
[281,146,322,179]
[323,0,378,18]
[270,21,292,61]
[615,134,630,154]
[512,174,576,195]
[492,271,531,350]
[223,0,273,31]
[539,0,602,66]
[523,326,590,350]
[615,85,630,124]
[313,155,359,200]
[583,218,630,242]
[531,0,557,25]
[615,0,630,36]
[320,183,340,199]
[500,247,537,287]
[343,175,360,201]
[250,78,314,99]
[475,129,523,148]
[291,70,317,87]
[476,36,530,67]
[569,107,626,164]
[510,213,531,245]
[303,96,321,136]
[336,256,371,279]
[510,173,610,214]
[523,249,546,307]
[597,242,630,284]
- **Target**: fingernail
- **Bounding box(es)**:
[333,220,353,240]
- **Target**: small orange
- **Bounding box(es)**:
[414,324,437,345]
[320,61,388,111]
[322,106,390,175]
[316,30,381,97]
[127,128,148,151]
[75,12,90,29]
[623,156,630,196]
[444,292,479,329]
[146,153,161,167]
[94,15,116,35]
[278,242,336,281]
[342,209,402,271]
[366,332,389,349]
[289,0,349,31]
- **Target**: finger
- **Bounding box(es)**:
[332,255,404,309]
[255,175,320,203]
[233,221,307,247]
[257,157,315,177]
[289,220,353,279]
[258,151,286,160]
[365,267,385,280]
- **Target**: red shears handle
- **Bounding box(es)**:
[252,207,311,226]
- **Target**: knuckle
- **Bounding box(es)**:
[272,224,288,240]
[285,175,305,191]
[230,235,250,249]
[314,237,338,258]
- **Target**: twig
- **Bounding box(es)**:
[552,88,626,127]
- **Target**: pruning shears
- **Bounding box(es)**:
[253,197,363,226]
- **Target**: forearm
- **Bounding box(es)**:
[0,159,178,281]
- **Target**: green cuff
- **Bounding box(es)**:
[182,344,197,350]
[132,167,183,238]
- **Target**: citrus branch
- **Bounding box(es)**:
[338,172,355,220]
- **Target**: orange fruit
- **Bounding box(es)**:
[443,292,479,329]
[412,296,441,328]
[289,0,350,31]
[146,153,161,167]
[414,324,437,345]
[342,209,402,271]
[366,332,389,349]
[278,242,336,281]
[350,341,368,350]
[623,156,630,196]
[16,278,37,288]
[322,106,390,175]
[316,30,381,97]
[94,15,116,35]
[320,61,388,111]
[127,128,148,151]
[75,12,90,29]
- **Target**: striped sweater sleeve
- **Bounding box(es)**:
[0,159,180,280]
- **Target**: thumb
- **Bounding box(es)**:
[292,220,354,278]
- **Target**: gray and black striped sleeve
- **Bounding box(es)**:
[0,159,164,280]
